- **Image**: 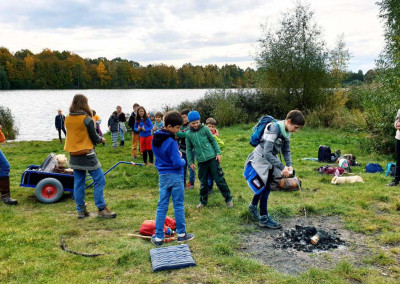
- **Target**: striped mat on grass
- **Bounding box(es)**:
[150,244,196,272]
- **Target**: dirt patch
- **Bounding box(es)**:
[241,216,372,275]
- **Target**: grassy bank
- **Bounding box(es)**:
[0,127,399,283]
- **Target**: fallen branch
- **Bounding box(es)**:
[128,234,176,243]
[60,236,105,257]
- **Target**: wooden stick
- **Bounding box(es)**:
[60,237,105,257]
[128,234,176,242]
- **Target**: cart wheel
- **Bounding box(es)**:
[35,178,64,203]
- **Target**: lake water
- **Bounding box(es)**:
[0,89,215,141]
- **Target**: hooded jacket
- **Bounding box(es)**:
[186,124,221,165]
[152,129,186,175]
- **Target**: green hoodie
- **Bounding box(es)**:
[186,125,221,164]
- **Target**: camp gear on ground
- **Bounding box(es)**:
[271,176,301,191]
[249,115,281,147]
[317,165,345,176]
[140,218,176,236]
[150,244,196,272]
[365,163,384,173]
[318,145,338,163]
[331,175,364,184]
[338,158,351,172]
[385,162,397,177]
[343,154,357,166]
[301,158,319,161]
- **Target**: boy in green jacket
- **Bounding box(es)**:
[186,111,233,209]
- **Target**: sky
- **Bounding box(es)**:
[0,0,385,73]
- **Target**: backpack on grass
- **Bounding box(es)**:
[271,176,301,191]
[365,163,383,173]
[139,217,176,236]
[385,163,396,177]
[249,115,281,147]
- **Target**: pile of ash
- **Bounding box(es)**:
[273,225,345,252]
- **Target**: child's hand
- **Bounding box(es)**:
[101,137,106,143]
[281,166,291,178]
[153,126,156,131]
[216,155,221,163]
[179,151,182,157]
[138,126,142,131]
[108,126,111,130]
[190,164,195,171]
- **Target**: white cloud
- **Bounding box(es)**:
[0,0,385,72]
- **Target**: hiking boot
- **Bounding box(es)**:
[196,203,205,209]
[120,141,125,146]
[132,155,137,160]
[98,206,117,219]
[151,235,163,246]
[2,197,18,205]
[259,215,282,229]
[248,204,259,220]
[77,208,90,219]
[177,233,195,243]
[386,179,399,186]
[186,182,194,189]
[226,200,233,208]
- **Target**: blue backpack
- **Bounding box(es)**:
[365,163,384,173]
[249,115,281,147]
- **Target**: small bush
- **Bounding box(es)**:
[0,105,18,139]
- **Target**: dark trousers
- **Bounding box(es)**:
[198,158,232,205]
[57,127,66,141]
[251,169,273,216]
[396,139,400,181]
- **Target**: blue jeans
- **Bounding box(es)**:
[155,174,186,239]
[119,127,125,142]
[73,167,106,212]
[0,150,10,177]
[182,151,195,185]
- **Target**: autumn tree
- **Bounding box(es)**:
[96,61,111,87]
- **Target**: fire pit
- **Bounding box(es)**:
[273,225,345,252]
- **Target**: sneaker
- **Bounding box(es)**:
[77,209,90,219]
[98,206,117,219]
[151,235,163,246]
[2,197,18,205]
[186,182,194,189]
[177,233,195,243]
[386,179,399,186]
[132,155,137,160]
[226,200,233,208]
[248,204,259,220]
[259,215,282,229]
[196,203,205,209]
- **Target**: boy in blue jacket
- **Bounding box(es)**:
[151,110,195,246]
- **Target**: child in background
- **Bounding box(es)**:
[128,103,140,159]
[108,111,119,148]
[186,111,233,208]
[176,109,195,189]
[92,110,103,137]
[205,117,224,194]
[245,110,305,228]
[151,110,194,246]
[64,94,116,219]
[134,106,154,165]
[152,111,164,134]
[149,112,155,125]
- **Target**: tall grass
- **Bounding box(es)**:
[0,105,18,139]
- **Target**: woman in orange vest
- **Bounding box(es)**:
[64,94,116,219]
[0,125,18,205]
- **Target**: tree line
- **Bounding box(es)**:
[0,47,257,89]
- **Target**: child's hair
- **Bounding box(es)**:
[206,117,217,125]
[164,111,184,127]
[286,110,305,126]
[112,111,118,116]
[181,109,190,116]
[92,110,96,115]
[69,94,93,117]
[133,103,140,108]
[136,106,148,121]
[155,111,163,118]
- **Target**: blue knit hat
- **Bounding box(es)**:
[188,111,200,122]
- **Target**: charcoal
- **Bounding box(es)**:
[273,224,345,253]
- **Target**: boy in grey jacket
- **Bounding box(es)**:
[245,110,305,228]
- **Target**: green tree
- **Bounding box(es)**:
[329,34,351,86]
[255,1,329,112]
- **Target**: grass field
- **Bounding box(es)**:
[0,126,399,283]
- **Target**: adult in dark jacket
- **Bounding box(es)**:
[116,106,126,146]
[55,109,66,143]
